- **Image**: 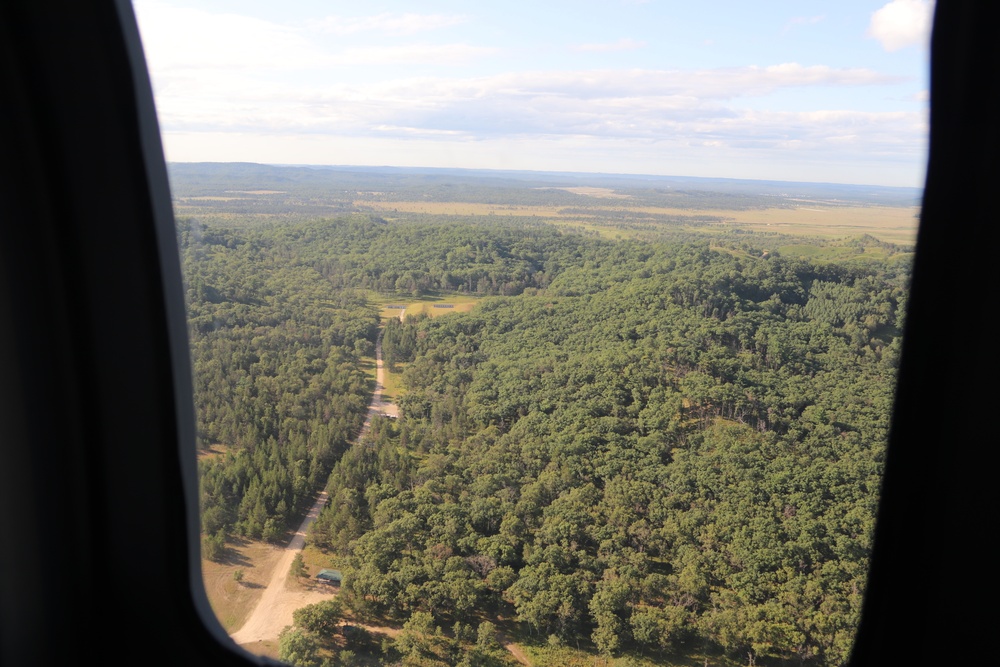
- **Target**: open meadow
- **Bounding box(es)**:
[356,199,918,245]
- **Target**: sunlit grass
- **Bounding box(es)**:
[202,537,284,633]
[359,199,918,245]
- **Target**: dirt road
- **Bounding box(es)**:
[369,325,398,420]
[229,320,399,646]
[229,492,335,645]
[229,307,532,664]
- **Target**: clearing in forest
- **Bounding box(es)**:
[357,199,918,245]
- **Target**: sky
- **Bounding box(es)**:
[132,0,933,188]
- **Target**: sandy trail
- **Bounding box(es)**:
[229,493,334,645]
[230,306,531,663]
[367,321,399,420]
[230,312,403,646]
[503,640,532,666]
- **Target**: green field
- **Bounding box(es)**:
[381,362,405,404]
[377,293,481,322]
[375,294,481,403]
[360,199,919,246]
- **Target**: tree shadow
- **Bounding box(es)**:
[237,581,264,590]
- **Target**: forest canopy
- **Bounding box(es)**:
[182,200,908,666]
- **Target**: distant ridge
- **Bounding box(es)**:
[168,162,922,207]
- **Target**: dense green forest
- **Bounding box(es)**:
[310,239,905,666]
[181,218,380,550]
[182,196,908,665]
[186,215,601,553]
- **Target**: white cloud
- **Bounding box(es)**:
[134,2,926,185]
[573,38,646,53]
[149,64,910,143]
[309,13,468,36]
[160,111,926,186]
[133,1,319,71]
[327,66,888,107]
[135,3,489,74]
[868,0,934,52]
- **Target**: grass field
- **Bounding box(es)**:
[358,200,919,245]
[235,640,279,661]
[381,363,405,404]
[548,186,633,198]
[300,543,340,575]
[519,640,742,667]
[402,300,478,318]
[376,293,481,322]
[720,205,918,244]
[197,443,229,461]
[202,537,285,633]
[379,304,408,322]
[374,294,481,404]
[358,356,377,392]
[776,243,905,261]
[201,540,344,641]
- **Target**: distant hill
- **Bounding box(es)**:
[167,162,922,208]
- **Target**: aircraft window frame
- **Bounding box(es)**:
[112,0,256,658]
[118,1,929,665]
[6,2,993,667]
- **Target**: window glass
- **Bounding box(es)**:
[134,2,929,665]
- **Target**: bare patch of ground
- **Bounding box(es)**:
[358,200,919,245]
[196,443,229,461]
[202,537,285,632]
[233,639,279,661]
[229,492,332,645]
[543,186,632,199]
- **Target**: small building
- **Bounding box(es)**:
[316,569,343,585]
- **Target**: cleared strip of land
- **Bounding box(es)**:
[357,200,919,245]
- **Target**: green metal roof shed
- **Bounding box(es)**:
[316,569,342,584]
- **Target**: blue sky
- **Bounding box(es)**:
[133,0,933,188]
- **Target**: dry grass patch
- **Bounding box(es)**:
[380,305,408,322]
[201,537,285,633]
[546,186,632,199]
[707,205,919,244]
[358,200,573,218]
[357,200,918,245]
[403,297,480,319]
[379,296,480,321]
[286,544,346,594]
[197,443,229,461]
[235,640,279,661]
[521,642,739,667]
[299,544,337,574]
